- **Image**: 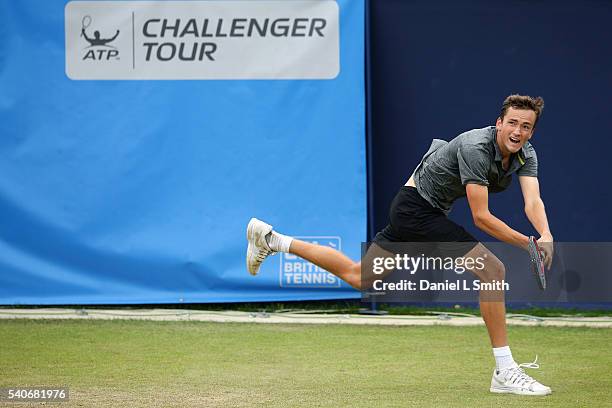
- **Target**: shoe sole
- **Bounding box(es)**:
[246,218,273,276]
[490,387,551,396]
[246,218,258,275]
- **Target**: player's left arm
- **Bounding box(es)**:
[519,176,553,268]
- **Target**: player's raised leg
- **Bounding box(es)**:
[246,217,362,288]
[246,217,390,290]
[288,239,362,289]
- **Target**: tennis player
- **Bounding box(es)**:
[246,94,554,395]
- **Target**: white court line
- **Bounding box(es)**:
[0,309,611,328]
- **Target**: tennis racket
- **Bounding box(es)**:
[528,236,546,290]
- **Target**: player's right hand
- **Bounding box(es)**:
[537,235,554,269]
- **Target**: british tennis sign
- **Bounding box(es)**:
[280,237,342,288]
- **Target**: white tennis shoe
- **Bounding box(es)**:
[246,218,276,276]
[490,356,552,396]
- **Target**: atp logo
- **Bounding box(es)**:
[80,15,121,61]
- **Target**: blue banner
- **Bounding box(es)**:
[0,0,365,304]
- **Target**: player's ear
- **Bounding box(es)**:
[495,116,503,130]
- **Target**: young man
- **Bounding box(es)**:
[246,94,554,395]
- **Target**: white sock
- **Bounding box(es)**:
[266,231,293,253]
[493,346,516,371]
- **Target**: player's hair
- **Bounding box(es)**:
[499,94,545,127]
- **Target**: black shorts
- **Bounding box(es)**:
[372,186,478,258]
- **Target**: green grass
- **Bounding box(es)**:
[0,320,610,407]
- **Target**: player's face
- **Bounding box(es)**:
[495,107,536,155]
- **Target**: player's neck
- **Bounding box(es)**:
[495,134,512,160]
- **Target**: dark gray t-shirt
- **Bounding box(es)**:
[413,126,538,214]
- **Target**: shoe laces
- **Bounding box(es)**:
[254,246,274,263]
[518,355,540,370]
[503,356,540,387]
